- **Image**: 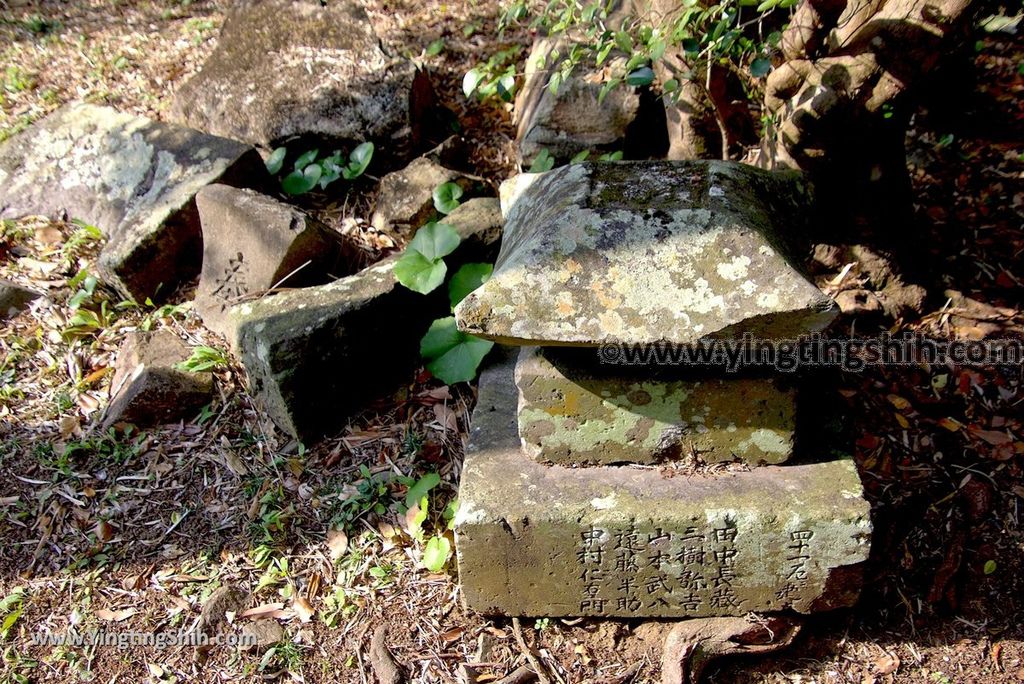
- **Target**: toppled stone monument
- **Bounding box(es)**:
[194,184,360,339]
[103,330,213,429]
[0,103,263,301]
[0,280,41,320]
[228,198,503,441]
[370,156,472,237]
[170,0,421,153]
[453,161,871,618]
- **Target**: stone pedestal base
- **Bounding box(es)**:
[455,351,871,618]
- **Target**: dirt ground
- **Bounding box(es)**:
[0,1,1022,683]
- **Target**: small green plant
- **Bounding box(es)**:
[0,589,25,641]
[422,535,452,572]
[535,617,551,631]
[432,182,464,214]
[393,222,495,384]
[266,143,374,195]
[3,66,34,94]
[529,148,555,172]
[327,465,392,531]
[176,345,230,373]
[463,47,522,101]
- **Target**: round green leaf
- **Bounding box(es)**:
[282,164,322,195]
[426,335,493,384]
[432,182,464,215]
[463,68,483,97]
[625,66,655,87]
[448,262,492,308]
[342,142,374,179]
[750,57,773,77]
[422,535,451,572]
[420,316,462,360]
[394,251,447,294]
[293,149,319,171]
[409,222,461,261]
[528,149,555,173]
[405,472,441,509]
[265,147,287,175]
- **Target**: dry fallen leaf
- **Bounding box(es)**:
[874,652,900,675]
[293,596,314,623]
[327,528,349,560]
[96,608,137,622]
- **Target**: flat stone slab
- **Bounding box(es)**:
[370,156,469,236]
[171,0,417,150]
[228,198,502,440]
[516,347,796,466]
[103,330,213,429]
[456,351,871,618]
[195,184,359,339]
[455,161,837,346]
[0,103,263,301]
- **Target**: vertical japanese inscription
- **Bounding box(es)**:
[776,529,814,601]
[210,251,250,311]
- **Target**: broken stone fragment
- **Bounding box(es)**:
[170,0,420,154]
[455,351,872,618]
[0,103,264,301]
[228,198,502,441]
[515,347,796,466]
[194,184,360,339]
[239,620,284,652]
[102,330,213,429]
[0,280,42,320]
[455,161,837,347]
[370,157,472,236]
[516,37,643,164]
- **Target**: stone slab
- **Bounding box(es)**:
[0,103,264,301]
[170,0,418,151]
[515,347,796,466]
[227,198,502,440]
[0,280,42,320]
[455,351,871,618]
[194,184,360,339]
[455,161,837,346]
[102,330,213,429]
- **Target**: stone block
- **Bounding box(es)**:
[515,347,796,466]
[455,351,871,618]
[0,103,264,301]
[455,161,837,346]
[194,184,360,339]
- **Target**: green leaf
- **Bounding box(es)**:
[681,37,700,53]
[598,78,620,104]
[570,150,591,164]
[420,317,494,384]
[750,57,772,77]
[443,498,459,529]
[625,66,655,86]
[265,147,287,175]
[614,30,633,52]
[409,222,461,261]
[282,164,322,195]
[599,150,624,162]
[405,473,441,509]
[394,252,447,294]
[448,262,492,308]
[408,496,429,540]
[547,70,563,96]
[662,78,679,94]
[426,38,445,56]
[463,68,483,97]
[293,149,319,171]
[422,535,452,572]
[342,142,374,179]
[496,72,516,101]
[984,559,997,575]
[432,182,464,214]
[529,149,555,173]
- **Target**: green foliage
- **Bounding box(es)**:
[448,263,492,308]
[529,148,555,172]
[0,589,24,641]
[433,181,464,214]
[404,472,441,509]
[463,47,521,101]
[393,222,460,294]
[272,143,374,195]
[485,0,784,113]
[420,316,494,384]
[176,345,230,373]
[421,535,452,572]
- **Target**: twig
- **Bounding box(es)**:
[512,618,551,684]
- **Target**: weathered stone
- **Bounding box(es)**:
[239,620,284,651]
[0,103,264,301]
[455,161,837,346]
[228,198,502,440]
[516,37,641,164]
[0,280,41,320]
[170,0,419,152]
[194,184,360,339]
[200,585,249,633]
[516,347,796,466]
[102,330,213,429]
[455,352,871,618]
[370,157,470,236]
